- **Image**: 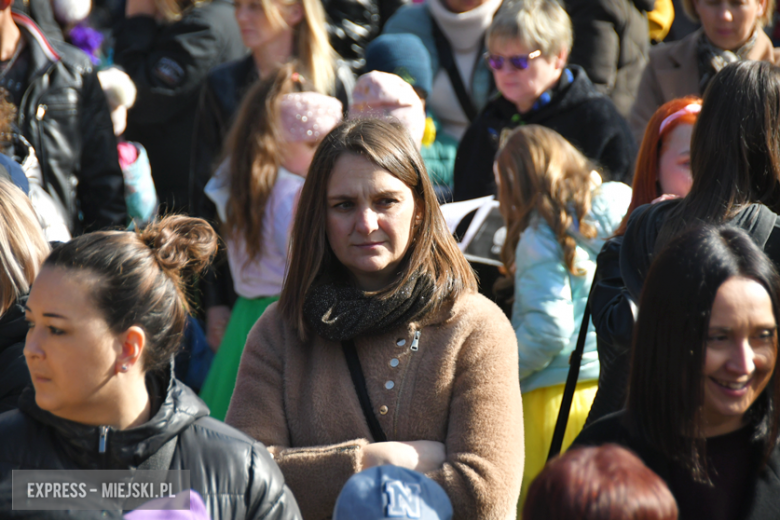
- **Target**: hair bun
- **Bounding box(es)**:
[138,215,218,281]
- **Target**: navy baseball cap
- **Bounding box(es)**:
[333,465,453,520]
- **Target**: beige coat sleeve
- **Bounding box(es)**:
[426,302,525,520]
[225,306,369,517]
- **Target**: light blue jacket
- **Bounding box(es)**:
[513,181,631,393]
[382,3,494,115]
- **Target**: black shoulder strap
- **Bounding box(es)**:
[547,287,593,461]
[343,339,388,442]
[751,204,778,249]
[430,15,478,122]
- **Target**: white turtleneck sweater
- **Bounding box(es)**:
[427,0,502,141]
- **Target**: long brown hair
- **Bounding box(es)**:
[495,125,596,276]
[222,63,305,263]
[256,0,336,95]
[279,118,477,337]
[615,96,701,236]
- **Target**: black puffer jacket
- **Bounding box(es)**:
[452,65,636,202]
[0,370,303,520]
[566,0,654,118]
[15,13,127,234]
[0,296,30,414]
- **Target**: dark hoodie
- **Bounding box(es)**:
[452,65,636,202]
[0,296,30,414]
[0,369,303,520]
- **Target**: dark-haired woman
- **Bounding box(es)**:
[0,215,302,520]
[225,119,524,520]
[620,61,780,303]
[574,224,780,520]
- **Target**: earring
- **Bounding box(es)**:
[121,364,128,372]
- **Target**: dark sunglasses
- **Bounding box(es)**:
[485,50,542,71]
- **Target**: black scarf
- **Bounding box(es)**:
[303,272,435,342]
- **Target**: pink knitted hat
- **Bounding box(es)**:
[279,92,343,143]
[350,71,426,147]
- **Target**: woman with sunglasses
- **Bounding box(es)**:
[452,0,637,203]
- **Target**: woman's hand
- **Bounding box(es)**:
[206,305,231,353]
[651,193,679,204]
[125,0,159,18]
[361,441,446,473]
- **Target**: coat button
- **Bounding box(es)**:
[396,339,406,346]
[390,358,399,367]
[385,381,395,390]
[379,405,388,415]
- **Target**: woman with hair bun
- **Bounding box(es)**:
[0,215,302,520]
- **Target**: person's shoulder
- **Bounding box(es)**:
[647,30,697,68]
[588,181,633,233]
[48,40,94,73]
[0,409,49,464]
[185,0,236,22]
[572,410,633,448]
[384,3,430,35]
[434,290,514,339]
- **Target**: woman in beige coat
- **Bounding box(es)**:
[629,0,780,143]
[225,118,524,520]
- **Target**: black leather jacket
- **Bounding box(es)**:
[14,13,127,234]
[0,370,303,520]
[0,296,29,415]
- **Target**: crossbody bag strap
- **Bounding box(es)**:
[430,15,478,122]
[547,285,594,461]
[343,339,388,443]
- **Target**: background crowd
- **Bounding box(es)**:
[0,0,779,518]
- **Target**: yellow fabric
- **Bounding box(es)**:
[422,116,437,147]
[517,380,599,518]
[648,0,675,42]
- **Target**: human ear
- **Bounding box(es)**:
[116,326,146,374]
[555,48,569,69]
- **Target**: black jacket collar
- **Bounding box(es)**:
[18,369,209,469]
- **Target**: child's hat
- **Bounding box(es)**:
[350,71,426,147]
[333,465,452,520]
[365,34,432,97]
[279,92,343,143]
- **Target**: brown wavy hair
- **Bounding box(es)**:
[222,63,305,264]
[280,118,477,338]
[495,125,596,276]
[44,215,217,372]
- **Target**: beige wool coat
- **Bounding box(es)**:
[628,28,780,143]
[225,291,524,520]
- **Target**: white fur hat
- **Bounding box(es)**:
[98,67,137,109]
[52,0,92,25]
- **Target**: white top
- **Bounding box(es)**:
[205,162,304,299]
[427,0,502,141]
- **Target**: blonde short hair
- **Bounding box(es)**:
[0,177,50,316]
[487,0,573,60]
[682,0,774,28]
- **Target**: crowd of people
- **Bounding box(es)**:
[0,0,779,517]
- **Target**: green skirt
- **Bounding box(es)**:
[199,295,279,421]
